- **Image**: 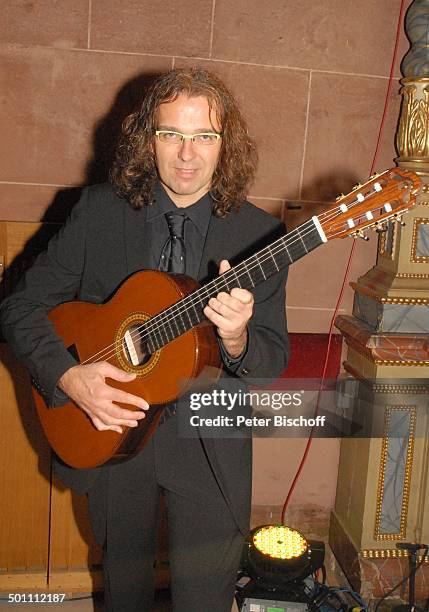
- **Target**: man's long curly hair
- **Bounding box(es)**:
[110,68,257,216]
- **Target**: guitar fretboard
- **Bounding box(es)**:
[139,218,324,354]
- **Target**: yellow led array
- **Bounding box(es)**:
[253,525,307,560]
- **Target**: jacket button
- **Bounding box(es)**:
[241,368,249,376]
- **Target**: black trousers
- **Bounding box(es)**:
[87,415,245,612]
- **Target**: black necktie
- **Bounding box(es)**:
[159,212,187,273]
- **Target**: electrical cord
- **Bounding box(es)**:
[373,544,428,612]
[311,581,369,611]
[281,0,408,519]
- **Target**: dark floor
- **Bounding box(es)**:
[0,590,179,612]
[0,545,406,611]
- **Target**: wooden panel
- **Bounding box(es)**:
[0,221,172,592]
[0,345,51,571]
[0,220,59,300]
[49,481,102,572]
[0,572,47,591]
[0,221,54,578]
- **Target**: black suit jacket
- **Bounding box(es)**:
[0,183,289,534]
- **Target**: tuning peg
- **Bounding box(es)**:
[393,214,406,227]
[353,230,370,241]
[373,222,387,233]
[336,193,345,201]
[353,183,362,191]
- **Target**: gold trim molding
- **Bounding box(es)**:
[361,549,429,562]
[411,218,429,263]
[379,223,396,260]
[351,283,429,303]
[374,407,416,541]
[396,272,429,279]
[396,81,429,160]
[371,384,429,394]
[374,359,429,367]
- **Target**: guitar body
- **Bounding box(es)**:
[33,270,221,468]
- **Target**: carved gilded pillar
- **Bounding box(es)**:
[330,1,429,605]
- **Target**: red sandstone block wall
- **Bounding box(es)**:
[0,0,412,332]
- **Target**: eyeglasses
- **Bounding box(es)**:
[155,130,221,146]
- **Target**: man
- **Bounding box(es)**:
[0,68,289,611]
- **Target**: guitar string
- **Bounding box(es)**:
[80,190,403,366]
[79,215,319,366]
[82,188,411,367]
[81,185,411,366]
[88,174,409,364]
[90,172,413,363]
[80,170,417,365]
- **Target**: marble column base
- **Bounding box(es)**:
[353,292,429,333]
[329,512,429,604]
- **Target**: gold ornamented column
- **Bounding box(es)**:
[330,0,429,604]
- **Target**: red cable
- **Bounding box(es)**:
[281,0,407,524]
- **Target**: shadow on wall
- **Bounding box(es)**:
[0,70,163,562]
[41,70,162,224]
[284,169,361,231]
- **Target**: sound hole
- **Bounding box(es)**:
[121,323,151,367]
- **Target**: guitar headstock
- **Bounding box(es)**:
[319,168,422,241]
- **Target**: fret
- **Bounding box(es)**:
[197,286,210,307]
[270,240,291,268]
[215,275,230,293]
[297,227,308,253]
[152,331,161,352]
[255,254,267,281]
[283,241,293,264]
[184,303,194,327]
[181,299,198,327]
[191,308,201,326]
[241,261,256,288]
[259,250,278,278]
[171,311,182,337]
[143,219,326,351]
[158,321,169,346]
[147,334,156,356]
[247,259,266,286]
[191,298,200,322]
[269,247,280,272]
[286,233,307,262]
[177,311,187,334]
[165,311,174,340]
[227,267,242,289]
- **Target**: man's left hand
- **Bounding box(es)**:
[203,259,254,358]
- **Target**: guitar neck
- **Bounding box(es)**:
[144,217,325,354]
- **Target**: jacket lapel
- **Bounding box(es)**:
[123,202,152,275]
[196,212,251,534]
[197,213,225,283]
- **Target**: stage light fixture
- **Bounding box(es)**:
[241,524,325,589]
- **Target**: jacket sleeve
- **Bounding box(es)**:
[231,261,289,381]
[214,212,289,382]
[0,188,91,406]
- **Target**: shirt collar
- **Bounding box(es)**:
[146,182,213,236]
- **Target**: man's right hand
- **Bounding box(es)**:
[58,362,149,434]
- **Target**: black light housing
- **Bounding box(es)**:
[241,524,325,589]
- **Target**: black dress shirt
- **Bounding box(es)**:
[147,182,245,369]
[146,182,212,280]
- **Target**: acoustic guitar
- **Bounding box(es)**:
[32,168,421,468]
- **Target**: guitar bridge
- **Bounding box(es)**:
[124,329,140,366]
